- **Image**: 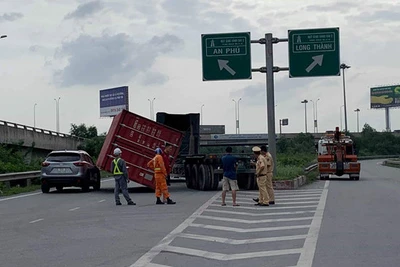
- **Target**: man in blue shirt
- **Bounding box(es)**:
[221,146,240,206]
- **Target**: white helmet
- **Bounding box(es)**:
[113,148,122,155]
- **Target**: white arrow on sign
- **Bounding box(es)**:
[218,59,236,76]
[305,55,324,73]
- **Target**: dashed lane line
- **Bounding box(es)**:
[69,207,80,211]
[29,218,44,224]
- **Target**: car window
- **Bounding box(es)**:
[46,152,80,162]
[83,154,94,165]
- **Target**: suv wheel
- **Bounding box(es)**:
[93,173,101,191]
[41,184,50,193]
[56,186,63,192]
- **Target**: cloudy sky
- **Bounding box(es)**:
[1,0,400,136]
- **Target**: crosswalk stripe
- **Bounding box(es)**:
[179,233,308,244]
[190,223,310,232]
[208,204,318,210]
[196,215,314,224]
[203,209,315,216]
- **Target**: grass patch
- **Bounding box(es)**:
[275,165,304,180]
[0,184,41,197]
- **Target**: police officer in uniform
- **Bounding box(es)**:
[253,145,275,205]
[252,146,269,206]
[111,148,135,206]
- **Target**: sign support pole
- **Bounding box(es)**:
[385,107,390,132]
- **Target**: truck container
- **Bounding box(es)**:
[96,110,184,189]
[156,112,258,191]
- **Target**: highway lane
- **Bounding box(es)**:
[0,179,216,267]
[312,159,400,267]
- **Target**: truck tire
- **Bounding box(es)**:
[206,164,214,191]
[197,164,209,191]
[211,173,220,191]
[237,174,247,190]
[191,164,199,190]
[246,174,256,190]
[185,164,193,189]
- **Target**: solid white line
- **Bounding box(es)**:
[196,215,314,224]
[216,200,319,205]
[98,199,106,203]
[146,264,172,267]
[204,209,315,217]
[208,204,318,210]
[0,192,42,202]
[69,207,80,211]
[129,191,222,267]
[163,245,302,260]
[190,223,310,233]
[29,218,44,224]
[297,181,330,267]
[179,233,308,244]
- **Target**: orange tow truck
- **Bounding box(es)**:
[317,127,361,180]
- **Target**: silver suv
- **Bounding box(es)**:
[40,150,101,193]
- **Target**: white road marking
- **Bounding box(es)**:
[179,233,308,244]
[239,191,323,197]
[297,181,330,267]
[147,264,172,267]
[130,191,222,267]
[196,215,314,224]
[208,204,318,210]
[220,196,321,201]
[163,245,302,261]
[69,207,80,211]
[101,178,114,182]
[204,209,315,216]
[217,200,319,205]
[0,192,42,202]
[29,218,44,224]
[189,223,310,233]
[98,199,106,203]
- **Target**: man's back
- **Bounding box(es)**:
[222,154,237,179]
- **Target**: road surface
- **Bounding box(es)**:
[0,160,399,266]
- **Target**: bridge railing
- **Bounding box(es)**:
[0,120,85,140]
[0,171,41,190]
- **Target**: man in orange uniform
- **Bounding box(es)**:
[161,143,173,187]
[147,148,176,205]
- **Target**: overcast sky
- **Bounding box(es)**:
[1,0,400,135]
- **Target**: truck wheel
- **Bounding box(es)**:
[93,173,101,191]
[185,164,193,189]
[191,164,199,190]
[198,164,209,191]
[205,164,214,191]
[211,173,220,191]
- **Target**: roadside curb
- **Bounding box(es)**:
[273,175,307,190]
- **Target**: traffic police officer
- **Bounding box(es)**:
[252,146,270,206]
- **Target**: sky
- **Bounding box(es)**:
[1,0,400,136]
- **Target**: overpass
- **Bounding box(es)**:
[0,120,85,152]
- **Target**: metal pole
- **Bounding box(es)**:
[54,98,60,132]
[385,107,390,132]
[34,103,37,128]
[279,119,282,135]
[232,99,237,134]
[315,98,320,133]
[238,98,241,134]
[201,104,204,125]
[265,33,277,176]
[310,100,315,133]
[301,100,308,133]
[341,64,350,132]
[354,108,360,132]
[147,99,152,119]
[152,98,155,120]
[340,105,344,130]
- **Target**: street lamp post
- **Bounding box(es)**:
[232,98,242,134]
[200,104,205,125]
[237,98,242,134]
[53,97,60,132]
[147,98,155,120]
[354,108,360,132]
[301,99,308,133]
[340,63,351,132]
[340,105,344,130]
[310,98,320,133]
[34,103,37,128]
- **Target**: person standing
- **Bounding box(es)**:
[261,145,275,205]
[252,146,269,206]
[147,148,176,205]
[221,146,240,206]
[111,148,135,206]
[161,143,173,187]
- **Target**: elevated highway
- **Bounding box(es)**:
[0,120,84,152]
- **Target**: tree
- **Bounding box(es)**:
[70,123,98,139]
[70,124,105,158]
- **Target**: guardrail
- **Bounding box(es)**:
[382,159,400,167]
[0,171,41,188]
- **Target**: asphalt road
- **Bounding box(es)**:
[0,160,399,267]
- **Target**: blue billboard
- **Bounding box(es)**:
[99,86,129,117]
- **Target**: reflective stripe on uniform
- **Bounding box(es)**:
[113,158,123,175]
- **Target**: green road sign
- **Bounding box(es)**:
[201,32,251,81]
[288,27,340,78]
[370,85,400,109]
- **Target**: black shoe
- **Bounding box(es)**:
[253,198,259,203]
[156,198,164,204]
[128,201,136,205]
[116,202,122,206]
[260,203,269,206]
[269,201,275,205]
[254,203,260,206]
[167,198,176,205]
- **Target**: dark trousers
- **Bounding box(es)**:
[114,178,132,203]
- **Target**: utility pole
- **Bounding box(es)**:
[147,98,155,120]
[301,99,308,133]
[310,98,320,133]
[200,104,204,125]
[232,98,241,134]
[34,103,37,128]
[54,97,60,132]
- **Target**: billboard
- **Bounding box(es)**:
[200,125,225,134]
[99,86,129,117]
[370,85,400,109]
